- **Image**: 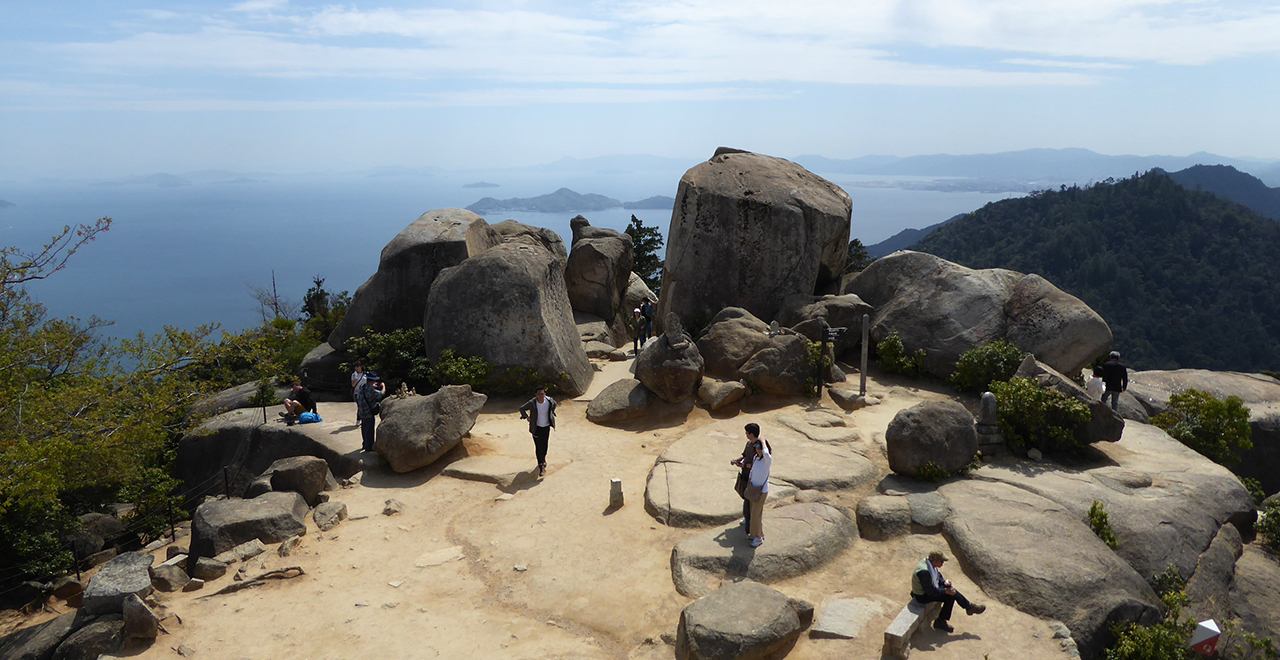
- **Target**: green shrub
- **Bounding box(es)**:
[1152,389,1253,466]
[1150,564,1186,597]
[804,340,832,398]
[916,463,951,482]
[1260,499,1280,551]
[877,330,926,376]
[989,377,1092,452]
[1088,500,1119,549]
[486,366,547,397]
[433,349,493,389]
[248,377,282,407]
[343,327,434,393]
[1105,590,1194,660]
[950,339,1027,391]
[1242,477,1267,506]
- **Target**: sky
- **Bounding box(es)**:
[3,0,1280,178]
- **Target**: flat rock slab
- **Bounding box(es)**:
[776,414,862,444]
[189,491,308,561]
[442,456,570,489]
[647,420,878,527]
[811,596,894,639]
[671,502,855,598]
[83,552,154,615]
[676,580,805,660]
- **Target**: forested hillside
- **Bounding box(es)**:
[912,171,1280,371]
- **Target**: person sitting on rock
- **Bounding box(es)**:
[911,550,984,633]
[281,381,316,419]
[1086,365,1105,401]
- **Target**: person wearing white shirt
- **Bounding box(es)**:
[745,433,772,548]
[518,386,557,478]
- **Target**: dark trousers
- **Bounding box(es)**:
[532,425,551,465]
[1103,389,1122,410]
[914,590,973,622]
[361,416,376,452]
[740,470,752,522]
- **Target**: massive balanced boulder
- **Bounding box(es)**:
[329,208,501,349]
[565,216,634,330]
[847,251,1111,378]
[1127,369,1280,496]
[375,385,488,473]
[424,242,592,397]
[658,149,852,329]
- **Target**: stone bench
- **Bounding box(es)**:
[882,599,942,659]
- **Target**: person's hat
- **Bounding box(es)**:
[928,550,948,563]
[366,372,381,382]
[634,308,641,313]
[1109,351,1120,359]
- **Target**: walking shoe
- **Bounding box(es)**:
[538,463,546,477]
[749,536,763,548]
[933,620,954,633]
[739,519,747,527]
[967,603,986,615]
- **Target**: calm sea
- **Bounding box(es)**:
[0,171,1017,338]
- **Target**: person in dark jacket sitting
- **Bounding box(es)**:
[911,550,985,633]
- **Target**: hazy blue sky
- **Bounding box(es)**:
[3,0,1279,177]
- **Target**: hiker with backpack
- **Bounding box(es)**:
[355,373,386,452]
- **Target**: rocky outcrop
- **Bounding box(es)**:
[671,503,855,598]
[298,342,350,393]
[885,400,978,476]
[1128,369,1280,495]
[490,219,568,261]
[847,251,1111,378]
[1015,356,1124,445]
[188,491,308,561]
[82,552,154,615]
[622,272,656,323]
[634,326,704,403]
[738,334,812,397]
[329,208,501,349]
[565,216,634,337]
[50,615,123,660]
[1227,546,1280,648]
[697,379,748,411]
[586,379,654,424]
[658,149,852,329]
[940,479,1161,659]
[375,386,487,473]
[1185,523,1243,623]
[855,495,912,541]
[192,378,292,416]
[676,581,807,660]
[776,293,873,357]
[696,308,775,380]
[263,456,333,506]
[424,242,592,396]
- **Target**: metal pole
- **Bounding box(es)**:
[70,540,81,582]
[223,467,231,499]
[168,500,176,542]
[860,314,869,396]
[814,321,828,394]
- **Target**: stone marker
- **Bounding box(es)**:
[610,479,624,508]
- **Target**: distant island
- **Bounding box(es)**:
[91,173,191,188]
[622,195,676,209]
[467,188,675,214]
[0,199,14,209]
[463,181,500,189]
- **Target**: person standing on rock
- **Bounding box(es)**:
[640,299,655,346]
[1102,351,1128,411]
[355,372,385,453]
[628,307,644,355]
[351,362,367,422]
[911,550,984,633]
[519,386,557,477]
[743,427,772,548]
[730,423,762,530]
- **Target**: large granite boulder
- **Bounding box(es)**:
[263,455,333,506]
[188,491,308,561]
[1227,546,1280,648]
[192,378,292,416]
[50,615,123,660]
[1015,355,1124,445]
[738,334,812,397]
[776,293,873,356]
[657,149,852,329]
[940,479,1161,660]
[671,503,855,598]
[696,308,775,380]
[676,581,807,660]
[175,406,362,508]
[565,216,634,332]
[622,272,657,324]
[1128,369,1280,495]
[490,219,568,261]
[298,342,350,393]
[0,610,99,660]
[82,552,154,615]
[376,386,487,473]
[586,379,654,424]
[424,241,592,396]
[1185,523,1243,623]
[635,326,704,403]
[847,251,1111,378]
[885,400,978,476]
[329,208,501,349]
[646,420,876,527]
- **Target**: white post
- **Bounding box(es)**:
[860,314,869,396]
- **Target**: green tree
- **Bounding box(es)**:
[1151,389,1252,465]
[300,276,350,343]
[950,339,1027,391]
[625,214,665,294]
[844,238,873,273]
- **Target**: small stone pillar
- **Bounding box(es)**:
[975,391,1006,454]
[609,478,624,508]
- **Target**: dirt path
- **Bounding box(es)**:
[52,368,1073,660]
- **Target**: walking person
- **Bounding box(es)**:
[910,550,985,633]
[628,307,644,355]
[743,427,772,548]
[518,386,556,477]
[1102,351,1128,411]
[355,372,385,452]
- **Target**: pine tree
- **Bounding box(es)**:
[625,215,665,294]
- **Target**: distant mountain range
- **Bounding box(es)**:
[463,181,499,189]
[466,188,675,214]
[866,215,961,257]
[1166,165,1280,222]
[0,199,14,209]
[911,170,1280,372]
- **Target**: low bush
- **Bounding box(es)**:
[433,349,492,390]
[1241,477,1266,506]
[343,327,434,393]
[877,330,925,376]
[1259,499,1280,551]
[1152,389,1253,466]
[950,338,1027,391]
[1088,500,1119,549]
[989,377,1092,452]
[1105,590,1194,660]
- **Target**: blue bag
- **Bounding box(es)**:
[299,412,322,424]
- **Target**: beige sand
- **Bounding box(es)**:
[11,362,1075,660]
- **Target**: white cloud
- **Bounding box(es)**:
[1001,59,1132,70]
[230,0,289,12]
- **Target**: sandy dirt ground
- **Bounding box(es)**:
[7,360,1078,660]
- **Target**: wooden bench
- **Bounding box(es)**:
[882,599,943,659]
